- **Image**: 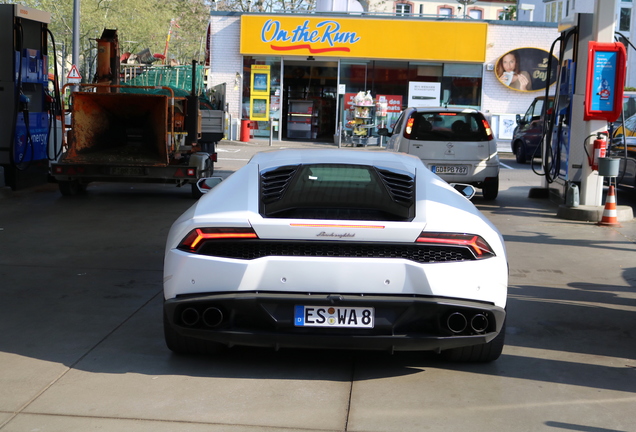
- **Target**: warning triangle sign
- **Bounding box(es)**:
[67,64,82,80]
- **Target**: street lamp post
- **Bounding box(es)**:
[455,0,478,19]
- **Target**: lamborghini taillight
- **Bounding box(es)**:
[178,227,258,252]
[416,232,495,259]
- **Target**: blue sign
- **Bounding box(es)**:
[590,51,617,113]
[14,112,50,164]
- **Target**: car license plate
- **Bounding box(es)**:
[432,165,468,175]
[294,305,374,328]
[109,167,146,176]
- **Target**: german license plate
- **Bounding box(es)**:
[432,165,468,175]
[294,305,374,328]
[109,167,146,176]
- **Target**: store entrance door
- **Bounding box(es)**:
[283,60,338,141]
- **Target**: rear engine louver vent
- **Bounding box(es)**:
[377,169,415,203]
[261,165,299,204]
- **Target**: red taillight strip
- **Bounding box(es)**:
[405,117,415,138]
[416,233,495,258]
[482,119,494,141]
[180,228,258,251]
[290,223,385,229]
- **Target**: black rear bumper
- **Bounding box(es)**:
[164,292,506,352]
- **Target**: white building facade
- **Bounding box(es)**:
[207,11,560,142]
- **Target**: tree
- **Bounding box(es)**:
[1,0,316,82]
[0,0,212,80]
[498,1,517,20]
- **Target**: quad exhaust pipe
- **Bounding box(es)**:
[446,311,489,334]
[202,307,223,327]
[180,306,224,328]
[447,312,467,334]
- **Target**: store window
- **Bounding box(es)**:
[242,56,282,138]
[442,63,482,108]
[338,60,482,144]
[395,3,412,16]
[340,61,370,93]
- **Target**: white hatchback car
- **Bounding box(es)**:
[379,107,500,200]
[163,149,508,362]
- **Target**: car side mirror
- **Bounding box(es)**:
[196,176,223,194]
[451,183,476,200]
[377,127,391,137]
[515,114,522,125]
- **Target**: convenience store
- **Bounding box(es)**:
[207,12,560,143]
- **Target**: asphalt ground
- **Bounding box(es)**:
[0,139,635,431]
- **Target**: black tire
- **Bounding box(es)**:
[481,176,499,200]
[441,321,506,362]
[514,141,527,164]
[163,312,225,355]
[58,180,85,196]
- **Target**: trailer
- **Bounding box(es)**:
[50,29,224,198]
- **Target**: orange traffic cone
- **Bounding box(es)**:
[598,185,620,227]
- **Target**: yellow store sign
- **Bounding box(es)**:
[240,15,487,63]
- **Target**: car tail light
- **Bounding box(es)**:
[178,227,258,252]
[416,232,495,259]
[404,117,415,138]
[482,118,494,141]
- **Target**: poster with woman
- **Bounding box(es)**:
[496,48,558,92]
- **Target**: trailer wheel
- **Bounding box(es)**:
[204,156,214,177]
[58,180,86,196]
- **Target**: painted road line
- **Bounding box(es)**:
[500,162,514,170]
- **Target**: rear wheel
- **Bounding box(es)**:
[163,312,225,355]
[481,176,499,200]
[441,321,506,362]
[514,141,527,164]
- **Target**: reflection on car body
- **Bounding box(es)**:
[163,149,508,362]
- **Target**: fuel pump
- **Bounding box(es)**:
[535,1,627,209]
[0,4,52,190]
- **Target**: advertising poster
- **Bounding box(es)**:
[250,97,269,121]
[408,82,440,107]
[250,65,271,121]
[376,94,403,132]
[498,115,517,140]
[495,48,558,92]
[590,51,617,113]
